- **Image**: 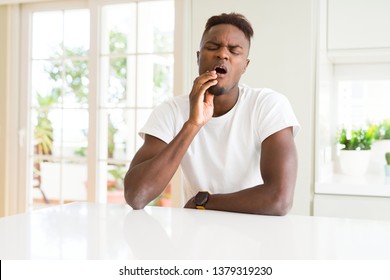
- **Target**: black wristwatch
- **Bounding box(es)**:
[194,191,210,210]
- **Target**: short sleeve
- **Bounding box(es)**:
[254,90,300,143]
[139,100,176,144]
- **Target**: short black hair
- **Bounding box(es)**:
[203,13,254,44]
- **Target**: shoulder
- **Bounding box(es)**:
[152,95,188,115]
[160,95,188,110]
[238,84,289,107]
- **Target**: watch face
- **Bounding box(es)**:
[195,191,209,206]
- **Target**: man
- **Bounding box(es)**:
[124,13,300,215]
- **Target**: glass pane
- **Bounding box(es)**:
[61,161,88,202]
[101,3,136,54]
[31,60,62,108]
[337,80,390,128]
[32,158,50,205]
[32,108,56,157]
[32,11,63,59]
[64,9,90,56]
[63,59,89,108]
[137,54,173,107]
[33,160,88,205]
[62,109,89,158]
[100,56,135,107]
[39,160,61,204]
[106,163,127,204]
[138,1,174,53]
[49,108,63,157]
[123,109,141,160]
[99,109,139,161]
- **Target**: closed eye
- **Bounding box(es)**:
[229,47,242,55]
[205,44,219,50]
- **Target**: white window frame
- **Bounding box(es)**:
[13,0,186,213]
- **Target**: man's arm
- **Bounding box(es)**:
[124,71,218,209]
[184,127,298,215]
[124,124,200,209]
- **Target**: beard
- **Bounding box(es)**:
[208,84,225,96]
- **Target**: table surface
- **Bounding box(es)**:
[1,202,390,260]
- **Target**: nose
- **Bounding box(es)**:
[216,46,229,60]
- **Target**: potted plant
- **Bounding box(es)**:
[385,152,390,177]
[368,119,390,174]
[337,127,373,176]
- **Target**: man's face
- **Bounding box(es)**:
[197,24,250,96]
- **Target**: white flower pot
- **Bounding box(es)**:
[368,140,390,174]
[339,150,371,176]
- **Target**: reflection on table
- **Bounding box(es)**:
[1,202,390,259]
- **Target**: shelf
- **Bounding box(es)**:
[315,174,390,198]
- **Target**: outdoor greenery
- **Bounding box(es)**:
[34,93,56,155]
[370,118,390,141]
[386,152,390,165]
[337,127,373,150]
[34,47,88,158]
[107,165,126,191]
[337,118,390,151]
[378,119,390,140]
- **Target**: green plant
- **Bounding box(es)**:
[34,92,58,155]
[107,117,118,159]
[386,152,390,165]
[380,119,390,140]
[107,165,126,191]
[367,119,390,141]
[337,127,373,150]
[368,123,381,141]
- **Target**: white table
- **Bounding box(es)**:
[1,202,390,259]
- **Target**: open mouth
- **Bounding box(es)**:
[214,66,227,75]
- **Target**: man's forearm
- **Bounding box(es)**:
[125,121,201,209]
[201,182,295,216]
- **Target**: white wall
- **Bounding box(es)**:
[188,0,316,215]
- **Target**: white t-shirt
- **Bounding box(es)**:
[139,84,300,204]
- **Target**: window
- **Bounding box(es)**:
[28,6,90,207]
[98,1,174,205]
[335,64,390,130]
[316,63,390,181]
[21,0,174,210]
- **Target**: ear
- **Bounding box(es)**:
[243,58,250,73]
[196,51,200,65]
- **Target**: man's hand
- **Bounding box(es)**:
[184,196,196,209]
[188,70,218,127]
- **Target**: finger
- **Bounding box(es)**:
[203,70,217,82]
[204,91,215,105]
[193,70,217,89]
[195,80,217,102]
